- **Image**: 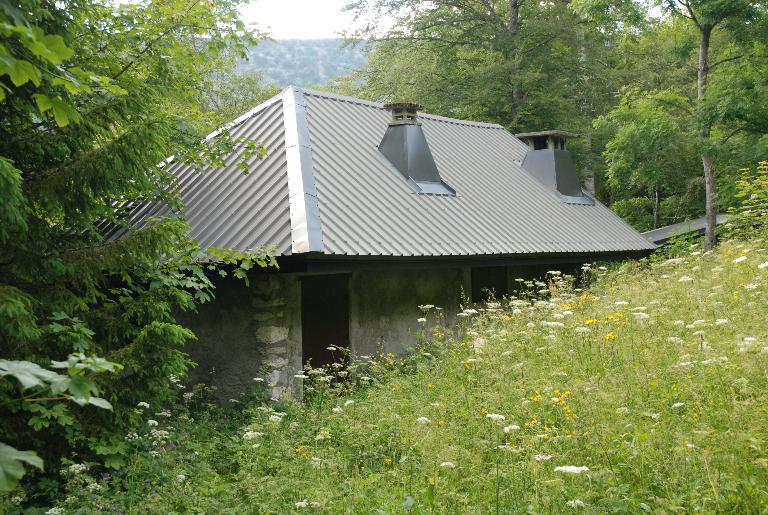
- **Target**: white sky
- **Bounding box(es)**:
[241,0,358,39]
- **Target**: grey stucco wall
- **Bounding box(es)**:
[181,274,301,402]
[349,268,469,357]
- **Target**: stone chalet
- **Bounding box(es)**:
[110,87,655,399]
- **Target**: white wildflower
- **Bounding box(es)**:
[294,374,309,379]
[137,401,150,409]
[417,317,427,323]
[715,319,729,325]
[439,461,456,469]
[673,320,685,326]
[176,474,186,483]
[344,400,355,406]
[418,304,435,310]
[46,508,65,515]
[541,321,565,328]
[486,413,505,421]
[417,417,431,425]
[566,499,586,508]
[758,261,768,269]
[554,465,590,474]
[632,312,651,319]
[534,454,553,461]
[614,301,629,305]
[268,415,283,423]
[526,322,536,328]
[243,431,263,440]
[745,283,759,290]
[679,276,693,282]
[67,463,88,475]
[295,499,309,508]
[668,336,683,344]
[733,256,748,263]
[332,406,343,414]
[573,326,590,334]
[616,406,630,414]
[671,402,685,409]
[253,377,264,382]
[147,419,159,427]
[503,424,521,433]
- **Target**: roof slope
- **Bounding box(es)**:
[112,87,655,257]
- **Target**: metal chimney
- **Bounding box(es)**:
[378,103,455,196]
[516,130,593,205]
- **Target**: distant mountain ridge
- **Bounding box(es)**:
[237,39,367,88]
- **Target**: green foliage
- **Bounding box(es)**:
[726,160,768,237]
[0,354,119,491]
[0,0,276,504]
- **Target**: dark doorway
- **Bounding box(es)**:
[301,274,350,369]
[471,266,508,302]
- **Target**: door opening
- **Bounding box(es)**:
[471,266,508,302]
[301,274,350,369]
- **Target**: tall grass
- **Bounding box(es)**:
[15,237,768,513]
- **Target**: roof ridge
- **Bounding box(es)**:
[297,86,508,130]
[282,86,324,253]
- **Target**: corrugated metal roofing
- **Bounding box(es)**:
[642,215,729,244]
[111,86,655,257]
[106,97,293,254]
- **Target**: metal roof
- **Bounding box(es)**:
[642,215,730,244]
[110,86,655,257]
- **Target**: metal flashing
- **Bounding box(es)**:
[283,86,324,253]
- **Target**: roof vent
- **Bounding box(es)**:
[516,130,594,205]
[378,103,456,196]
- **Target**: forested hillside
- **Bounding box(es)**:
[238,39,368,87]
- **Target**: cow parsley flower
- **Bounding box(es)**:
[486,413,505,421]
[147,419,159,427]
[268,415,283,423]
[671,402,685,409]
[344,400,355,406]
[566,499,585,508]
[758,261,768,269]
[504,424,521,432]
[535,454,553,461]
[439,461,456,469]
[332,406,343,413]
[733,256,748,263]
[137,401,150,409]
[295,499,309,508]
[554,465,590,474]
[679,276,693,282]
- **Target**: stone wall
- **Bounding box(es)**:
[349,268,469,357]
[181,274,301,402]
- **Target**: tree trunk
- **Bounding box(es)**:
[508,0,523,119]
[576,24,595,195]
[697,26,717,250]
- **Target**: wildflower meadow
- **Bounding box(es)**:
[6,236,768,513]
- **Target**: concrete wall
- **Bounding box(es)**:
[180,266,495,401]
[181,274,302,402]
[349,268,469,357]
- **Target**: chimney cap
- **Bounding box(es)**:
[383,102,423,125]
[383,102,424,112]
